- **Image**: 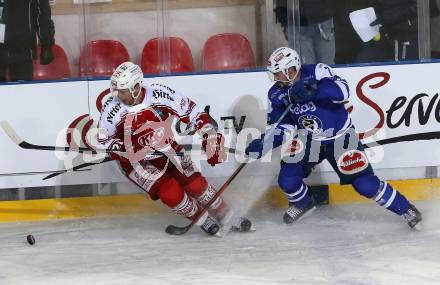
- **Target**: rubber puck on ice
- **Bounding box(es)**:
[26,234,35,245]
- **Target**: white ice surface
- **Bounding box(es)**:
[1,201,440,285]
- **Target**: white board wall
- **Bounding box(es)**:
[1,62,440,188]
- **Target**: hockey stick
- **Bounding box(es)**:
[165,103,293,235]
[41,145,242,181]
[42,156,114,180]
[0,120,188,157]
[0,120,240,180]
[1,120,237,159]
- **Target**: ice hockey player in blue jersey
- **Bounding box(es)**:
[245,47,422,229]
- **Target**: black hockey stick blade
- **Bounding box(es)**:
[42,146,240,181]
[42,157,113,180]
[165,224,191,235]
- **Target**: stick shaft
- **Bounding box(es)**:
[166,103,293,235]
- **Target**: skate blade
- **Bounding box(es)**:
[412,221,423,232]
[216,226,229,238]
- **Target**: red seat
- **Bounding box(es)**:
[33,44,71,80]
[141,37,195,74]
[79,40,130,77]
[202,33,256,71]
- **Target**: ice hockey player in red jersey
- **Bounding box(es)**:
[97,61,252,236]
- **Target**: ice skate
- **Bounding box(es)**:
[199,214,221,236]
[283,199,316,225]
[403,204,422,231]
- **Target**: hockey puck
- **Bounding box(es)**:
[26,234,35,245]
[240,219,252,232]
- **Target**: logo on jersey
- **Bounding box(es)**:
[137,126,166,149]
[106,102,122,123]
[337,150,369,175]
[292,102,316,115]
[298,115,323,135]
[151,84,176,94]
[152,90,174,101]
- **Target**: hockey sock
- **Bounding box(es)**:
[285,183,312,209]
[185,176,230,222]
[374,181,410,215]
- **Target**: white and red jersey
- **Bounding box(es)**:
[97,83,212,164]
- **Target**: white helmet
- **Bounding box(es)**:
[110,61,144,102]
[267,47,301,83]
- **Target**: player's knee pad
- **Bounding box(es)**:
[278,175,303,194]
[157,178,185,208]
[351,174,381,198]
[278,163,305,194]
[158,179,199,219]
[184,174,208,197]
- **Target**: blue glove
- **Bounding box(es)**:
[288,79,318,104]
[245,137,265,159]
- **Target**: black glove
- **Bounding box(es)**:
[40,46,54,65]
[288,79,318,104]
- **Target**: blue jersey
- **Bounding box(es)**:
[267,63,352,144]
